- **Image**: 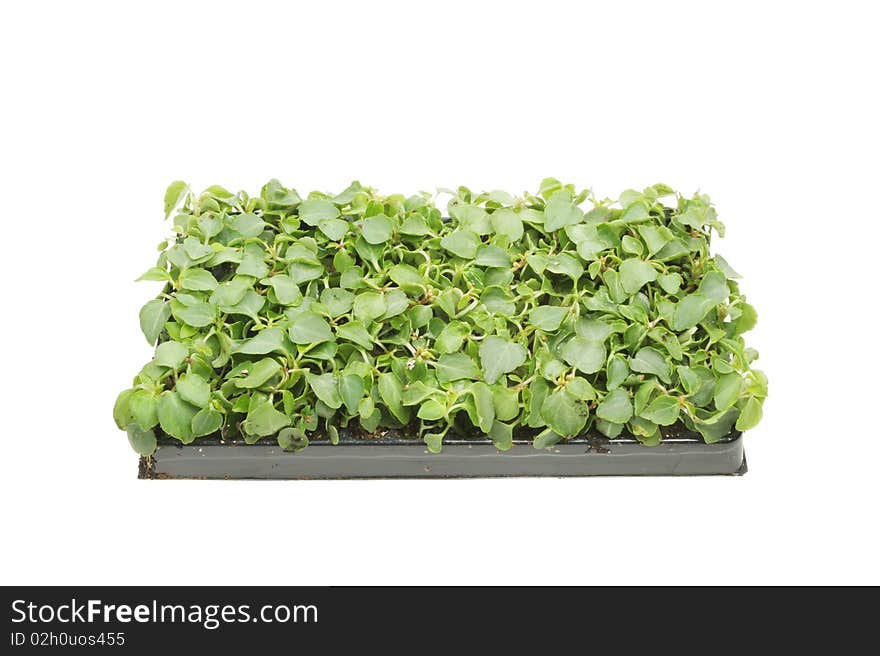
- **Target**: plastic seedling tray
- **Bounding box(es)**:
[140,429,746,479]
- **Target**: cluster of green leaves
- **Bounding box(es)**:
[114,178,766,456]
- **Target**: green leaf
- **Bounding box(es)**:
[488,421,514,451]
[654,239,690,261]
[634,380,655,416]
[596,389,633,424]
[714,372,743,411]
[339,374,365,414]
[424,432,444,453]
[177,372,211,407]
[575,319,614,342]
[479,336,527,385]
[333,249,356,273]
[406,304,434,330]
[318,218,350,241]
[452,203,492,234]
[191,407,223,437]
[572,225,610,260]
[637,224,672,256]
[735,302,758,334]
[490,209,524,241]
[539,177,562,199]
[263,274,302,306]
[695,407,739,443]
[320,288,355,317]
[289,312,333,344]
[164,180,188,219]
[526,378,549,428]
[541,389,587,437]
[263,180,301,207]
[278,427,309,451]
[358,397,375,420]
[139,299,170,345]
[418,399,446,421]
[545,253,583,281]
[533,428,563,450]
[474,245,511,268]
[128,390,158,430]
[621,235,644,256]
[528,306,568,332]
[492,385,519,421]
[180,268,218,291]
[198,215,223,239]
[714,254,742,279]
[629,347,671,383]
[560,336,606,374]
[113,389,135,429]
[229,213,265,238]
[469,382,495,433]
[630,417,660,443]
[657,273,682,295]
[382,289,409,319]
[480,288,516,316]
[243,401,291,437]
[289,260,324,284]
[210,276,253,307]
[231,395,250,413]
[233,327,287,355]
[361,215,394,244]
[157,391,198,443]
[618,258,658,294]
[126,424,157,456]
[154,341,188,369]
[298,199,340,226]
[220,290,264,321]
[672,293,714,331]
[389,263,424,288]
[606,356,629,390]
[677,366,702,396]
[436,353,480,383]
[335,321,373,349]
[306,373,343,409]
[400,215,431,236]
[332,181,363,204]
[566,377,595,401]
[233,358,281,389]
[544,191,583,231]
[435,321,469,354]
[171,300,216,328]
[735,396,763,431]
[378,373,409,423]
[484,189,515,205]
[640,395,680,425]
[137,266,173,283]
[620,202,649,223]
[403,381,435,406]
[440,230,480,259]
[237,245,269,278]
[353,292,387,324]
[699,271,729,304]
[687,366,716,406]
[182,236,213,261]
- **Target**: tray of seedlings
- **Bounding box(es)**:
[114,178,766,479]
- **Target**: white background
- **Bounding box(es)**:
[1,1,878,585]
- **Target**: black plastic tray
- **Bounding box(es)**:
[140,431,746,479]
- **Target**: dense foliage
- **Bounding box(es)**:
[114,179,767,456]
